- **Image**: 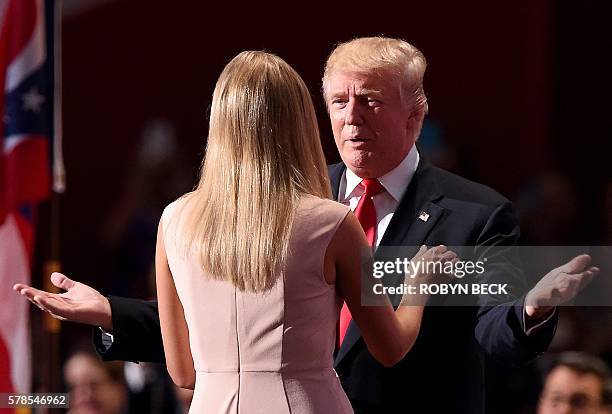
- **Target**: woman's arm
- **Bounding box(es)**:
[326,213,454,367]
[155,220,195,389]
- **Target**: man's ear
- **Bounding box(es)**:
[406,107,426,134]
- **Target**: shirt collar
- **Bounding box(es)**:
[343,144,420,202]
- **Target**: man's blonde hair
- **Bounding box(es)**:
[322,37,428,112]
[179,51,331,292]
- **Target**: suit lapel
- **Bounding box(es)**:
[328,163,346,200]
[333,155,447,368]
[377,157,444,249]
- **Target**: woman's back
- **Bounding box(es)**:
[162,194,353,413]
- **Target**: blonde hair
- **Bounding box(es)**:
[322,37,428,112]
[180,51,331,292]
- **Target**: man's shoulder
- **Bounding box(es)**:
[428,164,510,208]
[327,160,511,207]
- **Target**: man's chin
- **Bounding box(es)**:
[340,150,380,175]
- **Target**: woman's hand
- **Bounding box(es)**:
[400,245,459,306]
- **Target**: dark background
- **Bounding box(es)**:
[31,0,612,413]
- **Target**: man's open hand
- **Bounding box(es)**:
[525,254,599,318]
[13,272,113,331]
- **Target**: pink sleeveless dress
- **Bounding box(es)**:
[161,195,353,413]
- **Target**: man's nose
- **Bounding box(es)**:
[344,100,364,126]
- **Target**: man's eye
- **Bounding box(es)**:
[367,98,381,106]
[332,99,347,106]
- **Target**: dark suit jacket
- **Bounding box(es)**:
[330,156,556,414]
[94,153,557,414]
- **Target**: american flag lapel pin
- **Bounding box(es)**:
[418,211,430,222]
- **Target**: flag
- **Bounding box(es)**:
[0,0,62,406]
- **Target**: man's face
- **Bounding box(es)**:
[538,366,604,414]
[326,70,419,179]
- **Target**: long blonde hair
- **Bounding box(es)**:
[180,51,331,292]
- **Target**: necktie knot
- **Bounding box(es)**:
[360,178,384,197]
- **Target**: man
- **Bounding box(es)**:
[320,36,593,413]
[538,352,612,414]
[15,37,599,413]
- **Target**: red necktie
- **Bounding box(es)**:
[339,178,385,345]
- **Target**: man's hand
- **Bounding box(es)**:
[13,272,113,331]
[525,254,599,319]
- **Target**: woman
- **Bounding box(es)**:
[156,51,455,413]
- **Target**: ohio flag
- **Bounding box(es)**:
[0,0,62,405]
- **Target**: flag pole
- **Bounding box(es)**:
[41,0,64,407]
